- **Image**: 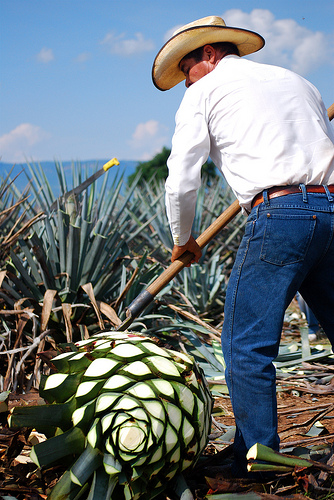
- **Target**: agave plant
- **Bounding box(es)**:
[0,160,155,335]
[127,174,242,256]
[0,167,44,266]
[3,161,139,300]
[9,330,213,500]
[0,161,151,392]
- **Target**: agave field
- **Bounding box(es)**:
[1,160,334,500]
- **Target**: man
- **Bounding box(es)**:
[152,16,334,475]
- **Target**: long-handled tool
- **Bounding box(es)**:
[117,199,241,331]
[117,103,334,332]
[50,158,119,210]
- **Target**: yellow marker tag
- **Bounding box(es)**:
[103,157,120,171]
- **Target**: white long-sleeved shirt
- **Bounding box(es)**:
[165,55,334,245]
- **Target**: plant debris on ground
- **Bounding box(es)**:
[1,300,334,500]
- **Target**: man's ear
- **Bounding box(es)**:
[203,44,216,62]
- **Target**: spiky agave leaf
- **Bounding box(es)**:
[9,331,213,500]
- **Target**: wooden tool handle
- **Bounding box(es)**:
[328,103,334,122]
[146,199,241,297]
[117,199,241,330]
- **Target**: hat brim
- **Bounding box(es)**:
[152,25,265,91]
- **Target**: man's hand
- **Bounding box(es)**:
[171,235,202,266]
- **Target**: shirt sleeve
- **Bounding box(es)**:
[165,88,210,246]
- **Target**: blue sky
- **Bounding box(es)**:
[1,0,333,165]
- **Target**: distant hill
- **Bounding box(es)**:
[0,159,139,195]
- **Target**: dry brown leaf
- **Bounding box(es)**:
[98,301,122,326]
[40,289,58,332]
[61,303,73,342]
[81,283,104,330]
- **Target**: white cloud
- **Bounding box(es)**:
[0,123,51,162]
[223,8,332,75]
[101,31,154,56]
[129,120,169,160]
[36,47,54,63]
[132,120,159,141]
[74,52,91,63]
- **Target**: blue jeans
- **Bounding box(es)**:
[221,186,334,474]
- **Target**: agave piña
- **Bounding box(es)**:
[9,331,213,499]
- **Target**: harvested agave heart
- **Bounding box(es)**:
[9,331,213,500]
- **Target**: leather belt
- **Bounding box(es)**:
[252,185,334,208]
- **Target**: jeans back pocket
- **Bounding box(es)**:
[260,213,316,266]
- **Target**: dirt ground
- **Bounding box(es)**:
[214,392,334,446]
[1,299,334,499]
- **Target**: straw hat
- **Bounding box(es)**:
[152,16,265,91]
